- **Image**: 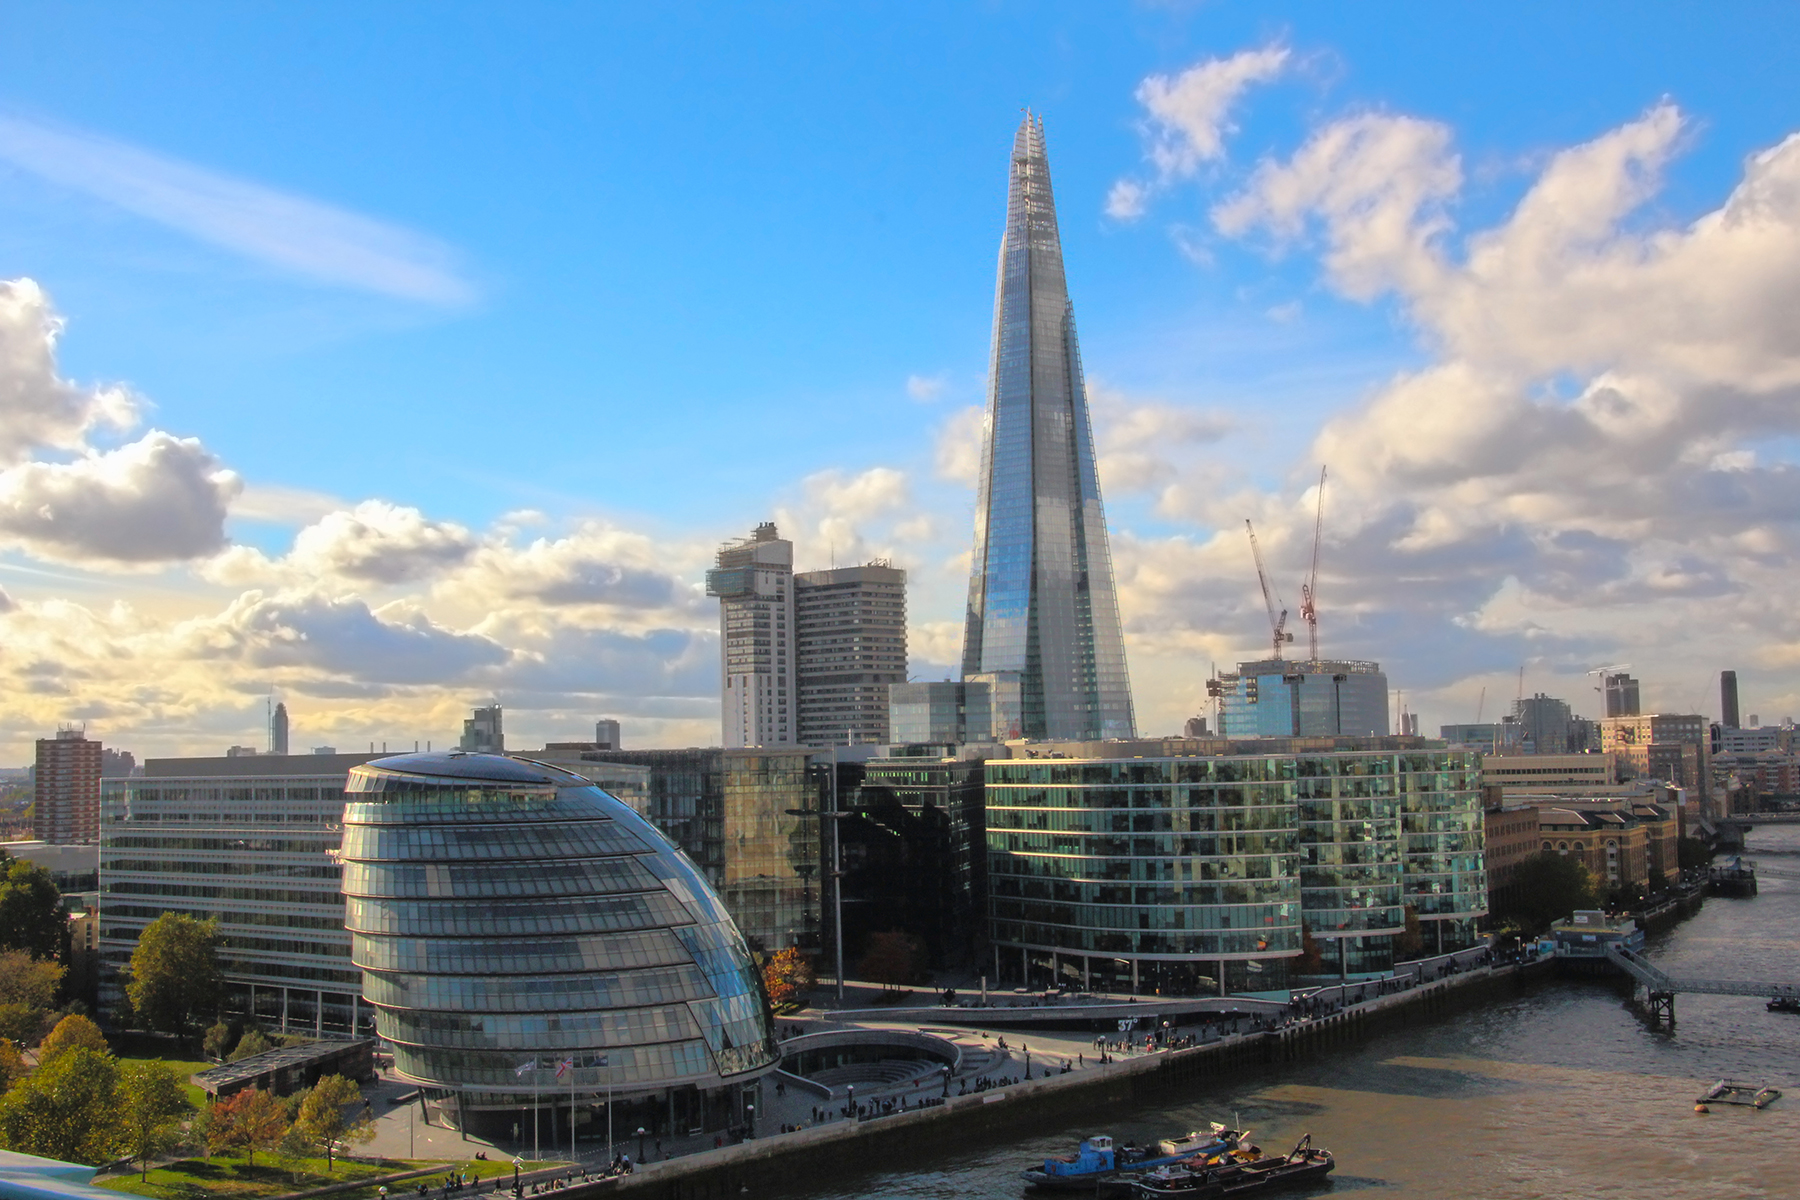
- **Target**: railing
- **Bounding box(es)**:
[1603,942,1797,998]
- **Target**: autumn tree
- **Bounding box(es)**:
[118,1061,192,1180]
[292,1074,374,1172]
[0,950,65,1046]
[0,1038,24,1095]
[206,1087,290,1166]
[857,931,925,991]
[0,1045,123,1164]
[762,947,815,1010]
[127,913,223,1039]
[1395,905,1423,958]
[0,855,63,962]
[1296,924,1324,975]
[39,1013,108,1064]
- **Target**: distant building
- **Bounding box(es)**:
[270,702,290,755]
[1211,659,1390,738]
[99,752,383,1035]
[1441,721,1525,752]
[1514,693,1581,754]
[594,718,621,750]
[35,728,102,845]
[1481,802,1541,917]
[225,745,260,758]
[1602,714,1708,792]
[1603,673,1641,718]
[1720,670,1740,729]
[706,523,797,748]
[1535,800,1679,893]
[862,747,991,965]
[459,704,503,754]
[99,749,137,778]
[1183,716,1210,738]
[1482,753,1615,795]
[887,674,1019,746]
[521,743,651,817]
[794,562,907,747]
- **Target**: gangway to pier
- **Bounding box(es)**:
[1602,943,1800,1021]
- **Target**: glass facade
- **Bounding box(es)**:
[961,115,1135,742]
[985,747,1487,995]
[341,752,776,1127]
[1216,659,1390,738]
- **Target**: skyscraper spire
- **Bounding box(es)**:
[961,114,1136,741]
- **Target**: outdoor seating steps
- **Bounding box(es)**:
[808,1059,943,1087]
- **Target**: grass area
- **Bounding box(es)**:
[99,1155,561,1200]
[114,1051,214,1108]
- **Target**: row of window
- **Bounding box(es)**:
[344,891,693,938]
[352,929,692,975]
[361,965,715,1013]
[381,1001,701,1051]
[988,755,1475,787]
[339,821,647,862]
[341,855,660,900]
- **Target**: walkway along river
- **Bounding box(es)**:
[561,826,1800,1199]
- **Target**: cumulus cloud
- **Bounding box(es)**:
[906,373,947,402]
[1110,44,1290,220]
[0,116,474,305]
[1090,380,1235,495]
[0,432,241,565]
[934,405,986,485]
[0,278,137,464]
[456,523,697,612]
[291,501,477,584]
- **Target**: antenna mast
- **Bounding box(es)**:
[1245,519,1293,661]
[1299,466,1326,662]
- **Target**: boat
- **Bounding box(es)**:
[1695,1080,1781,1110]
[1132,1135,1334,1197]
[1767,992,1800,1015]
[1708,857,1758,898]
[1022,1129,1243,1194]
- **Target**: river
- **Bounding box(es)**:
[785,825,1800,1199]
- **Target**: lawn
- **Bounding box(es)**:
[114,1051,215,1109]
[99,1155,561,1200]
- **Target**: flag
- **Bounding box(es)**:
[515,1059,537,1077]
[555,1057,574,1079]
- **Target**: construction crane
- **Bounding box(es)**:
[1245,519,1294,660]
[1588,663,1631,714]
[1475,686,1486,725]
[1298,466,1326,662]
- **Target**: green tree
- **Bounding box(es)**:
[229,1028,272,1062]
[0,855,63,961]
[203,1020,233,1061]
[0,1038,24,1095]
[0,949,65,1011]
[205,1087,289,1166]
[1677,837,1712,871]
[1505,853,1601,935]
[118,1061,191,1180]
[0,1045,122,1165]
[1296,924,1324,974]
[39,1013,108,1063]
[1395,906,1423,958]
[127,913,222,1038]
[292,1074,373,1172]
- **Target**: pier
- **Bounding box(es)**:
[1601,942,1800,1023]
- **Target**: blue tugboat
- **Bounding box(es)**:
[1022,1130,1241,1195]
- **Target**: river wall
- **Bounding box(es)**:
[548,957,1551,1200]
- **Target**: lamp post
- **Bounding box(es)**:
[941,1066,950,1098]
[511,1159,521,1196]
[636,1126,647,1163]
[846,1084,856,1122]
[744,1104,754,1139]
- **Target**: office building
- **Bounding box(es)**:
[460,705,504,754]
[99,753,381,1035]
[1481,801,1541,916]
[984,738,1485,994]
[959,115,1136,742]
[1602,714,1708,791]
[35,728,102,845]
[707,524,797,748]
[1514,693,1583,754]
[270,703,290,755]
[583,747,821,955]
[340,752,776,1137]
[1482,753,1616,796]
[1603,673,1641,718]
[518,744,652,818]
[1211,659,1390,738]
[887,673,1020,746]
[862,748,992,964]
[1441,721,1525,753]
[1720,671,1740,730]
[595,719,622,751]
[794,563,907,747]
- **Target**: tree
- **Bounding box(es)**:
[203,1020,233,1061]
[0,1045,122,1165]
[229,1028,273,1062]
[205,1087,289,1166]
[762,947,815,1010]
[127,913,222,1038]
[1395,906,1423,958]
[1505,853,1600,935]
[292,1074,373,1172]
[118,1061,191,1180]
[0,949,65,1012]
[1678,837,1712,872]
[857,931,925,991]
[1296,924,1324,975]
[0,856,63,962]
[39,1013,108,1063]
[0,1039,24,1095]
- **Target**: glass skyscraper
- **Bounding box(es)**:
[961,114,1135,741]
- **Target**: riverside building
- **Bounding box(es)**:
[98,753,381,1034]
[339,752,776,1138]
[984,737,1485,995]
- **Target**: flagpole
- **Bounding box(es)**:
[534,1063,540,1163]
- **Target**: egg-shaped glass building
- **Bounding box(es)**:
[340,752,776,1137]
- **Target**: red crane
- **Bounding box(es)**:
[1299,466,1326,663]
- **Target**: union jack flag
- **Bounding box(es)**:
[554,1057,575,1079]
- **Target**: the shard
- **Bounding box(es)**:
[961,114,1136,741]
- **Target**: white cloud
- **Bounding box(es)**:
[0,116,475,305]
[934,405,986,485]
[0,278,136,464]
[1090,380,1235,495]
[0,431,241,565]
[906,373,947,402]
[291,501,477,585]
[1110,44,1289,221]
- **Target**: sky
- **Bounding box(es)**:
[3,2,1800,762]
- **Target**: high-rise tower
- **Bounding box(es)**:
[961,115,1135,741]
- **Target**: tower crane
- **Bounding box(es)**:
[1298,466,1327,663]
[1245,519,1293,660]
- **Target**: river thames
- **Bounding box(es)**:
[786,826,1800,1200]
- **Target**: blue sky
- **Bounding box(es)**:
[3,3,1799,759]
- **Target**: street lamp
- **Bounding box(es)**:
[636,1126,647,1163]
[940,1065,951,1098]
[846,1084,856,1121]
[510,1159,522,1196]
[744,1104,754,1138]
